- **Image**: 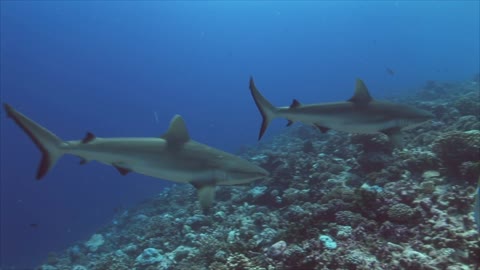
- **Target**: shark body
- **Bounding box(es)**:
[249,77,434,146]
[3,104,269,209]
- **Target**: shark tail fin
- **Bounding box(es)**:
[3,103,64,180]
[249,77,278,140]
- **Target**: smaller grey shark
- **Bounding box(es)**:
[249,77,434,147]
[3,104,269,209]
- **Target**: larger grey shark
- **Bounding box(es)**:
[249,77,434,147]
[3,104,269,209]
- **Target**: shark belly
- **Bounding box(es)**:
[284,112,398,134]
[331,118,401,134]
[126,164,198,184]
[63,142,202,184]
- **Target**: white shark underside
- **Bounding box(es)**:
[3,104,269,209]
[249,77,434,147]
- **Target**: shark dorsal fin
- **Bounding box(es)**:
[161,115,190,145]
[82,132,96,143]
[348,79,373,106]
[289,99,301,109]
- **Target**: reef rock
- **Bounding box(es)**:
[85,234,104,252]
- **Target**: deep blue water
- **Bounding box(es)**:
[0,1,478,268]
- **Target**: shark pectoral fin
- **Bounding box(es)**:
[314,124,330,133]
[196,185,216,210]
[348,79,373,106]
[381,127,404,148]
[81,132,96,143]
[113,164,131,176]
[161,115,190,147]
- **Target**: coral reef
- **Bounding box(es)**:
[38,77,479,270]
[432,130,480,181]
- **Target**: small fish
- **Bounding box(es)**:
[113,205,124,214]
[385,67,395,76]
[475,176,480,233]
[153,111,159,124]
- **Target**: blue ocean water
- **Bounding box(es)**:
[0,1,478,268]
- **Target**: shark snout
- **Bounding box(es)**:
[254,166,270,178]
[243,165,270,180]
[408,107,435,123]
[226,164,270,184]
[415,110,435,123]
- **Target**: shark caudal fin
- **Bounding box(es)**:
[249,77,278,140]
[3,104,64,179]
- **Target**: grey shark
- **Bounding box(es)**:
[249,77,434,147]
[3,104,269,209]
